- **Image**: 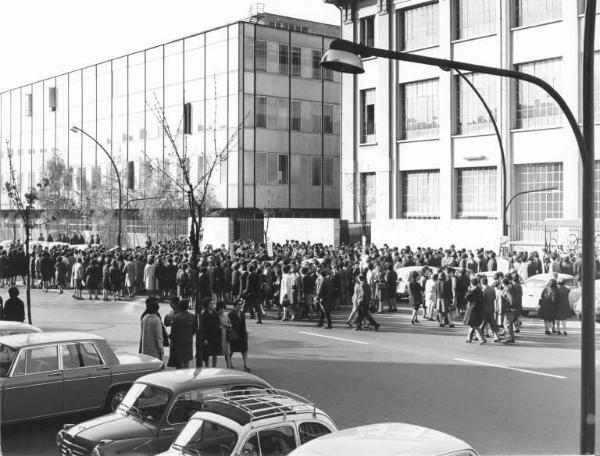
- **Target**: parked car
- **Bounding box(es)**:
[0,321,41,336]
[573,279,600,322]
[395,266,439,299]
[521,273,581,315]
[157,389,337,456]
[57,368,273,456]
[0,331,162,424]
[287,422,478,456]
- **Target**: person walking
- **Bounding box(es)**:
[539,279,557,335]
[425,272,438,321]
[408,271,423,324]
[554,278,572,335]
[199,300,222,368]
[244,265,262,324]
[72,257,85,300]
[501,277,517,344]
[353,274,380,331]
[108,259,122,301]
[464,278,485,344]
[279,265,295,321]
[315,269,333,329]
[140,299,164,362]
[85,260,101,300]
[170,299,197,369]
[217,303,232,368]
[144,257,158,298]
[229,299,250,371]
[480,277,501,342]
[436,272,454,328]
[2,287,24,322]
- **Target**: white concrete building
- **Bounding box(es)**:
[329,0,596,250]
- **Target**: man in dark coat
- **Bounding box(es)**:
[170,299,197,369]
[464,278,485,344]
[243,265,262,324]
[435,272,454,328]
[354,274,380,331]
[479,276,501,342]
[315,269,333,329]
[2,287,24,322]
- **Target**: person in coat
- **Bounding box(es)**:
[353,274,380,331]
[408,271,423,324]
[144,257,158,297]
[435,272,455,328]
[244,265,262,324]
[2,287,24,322]
[170,299,197,369]
[108,259,122,301]
[140,299,164,361]
[464,278,485,344]
[315,268,333,329]
[229,299,250,371]
[554,278,572,335]
[539,279,557,335]
[199,300,222,367]
[479,276,501,342]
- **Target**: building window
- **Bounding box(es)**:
[360,172,376,222]
[515,58,561,129]
[256,153,266,184]
[455,73,497,134]
[401,170,440,219]
[324,157,333,186]
[278,98,289,130]
[312,50,322,79]
[312,156,321,186]
[291,100,301,131]
[399,79,439,140]
[399,2,439,50]
[267,98,278,129]
[311,102,321,134]
[456,167,497,218]
[278,44,289,75]
[515,0,561,27]
[323,104,333,134]
[291,47,301,77]
[256,40,267,72]
[360,16,375,47]
[278,154,288,185]
[455,0,496,40]
[514,162,563,228]
[360,88,376,143]
[256,96,267,128]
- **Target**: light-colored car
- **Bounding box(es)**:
[57,368,273,456]
[287,422,477,456]
[573,279,600,322]
[0,321,41,336]
[0,331,163,424]
[521,273,581,315]
[395,266,439,299]
[157,389,337,456]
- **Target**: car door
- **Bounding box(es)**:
[2,345,63,422]
[157,387,225,453]
[61,342,111,412]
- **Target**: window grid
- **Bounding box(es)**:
[455,73,497,134]
[514,162,563,223]
[515,0,561,27]
[360,89,376,143]
[291,47,301,77]
[256,40,267,72]
[312,50,322,79]
[456,167,497,218]
[455,0,496,40]
[401,170,440,219]
[278,44,289,75]
[400,2,439,50]
[400,79,439,140]
[360,16,375,47]
[515,58,561,129]
[256,96,266,128]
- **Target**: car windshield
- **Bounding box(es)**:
[117,382,171,424]
[0,344,17,377]
[172,419,238,456]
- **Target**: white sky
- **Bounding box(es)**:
[0,0,340,93]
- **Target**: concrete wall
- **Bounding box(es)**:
[200,217,234,249]
[371,218,502,251]
[266,218,340,246]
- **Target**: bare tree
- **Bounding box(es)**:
[258,187,279,244]
[345,175,375,239]
[3,142,50,324]
[145,86,247,260]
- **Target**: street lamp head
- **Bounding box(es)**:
[320,39,365,74]
[70,126,80,133]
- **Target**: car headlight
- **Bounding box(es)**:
[92,447,102,456]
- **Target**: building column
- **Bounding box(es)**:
[438,0,453,220]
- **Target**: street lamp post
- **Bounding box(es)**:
[321,1,596,451]
[70,126,123,249]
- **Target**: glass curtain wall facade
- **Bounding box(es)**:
[0,21,340,214]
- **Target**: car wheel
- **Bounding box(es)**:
[106,386,129,413]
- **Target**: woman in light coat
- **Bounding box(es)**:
[425,273,439,321]
[140,300,163,361]
[279,265,295,321]
[144,257,157,297]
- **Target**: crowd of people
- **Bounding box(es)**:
[0,237,586,367]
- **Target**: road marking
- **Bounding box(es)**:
[299,331,370,345]
[454,358,567,379]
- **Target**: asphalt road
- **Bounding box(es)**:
[1,287,599,455]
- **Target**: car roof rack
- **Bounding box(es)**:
[201,388,318,424]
